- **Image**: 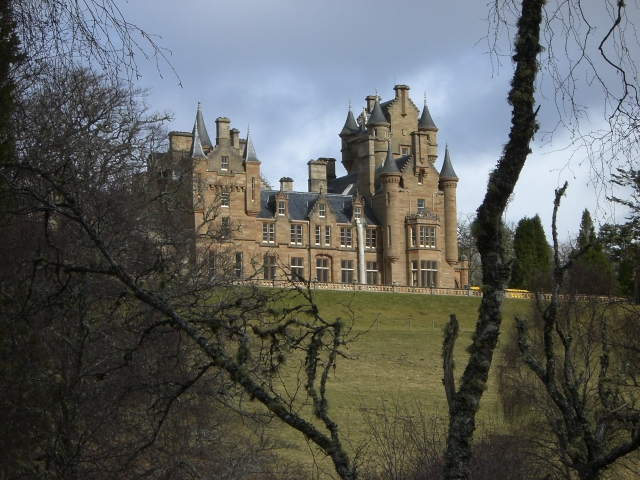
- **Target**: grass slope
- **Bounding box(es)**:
[267,289,533,472]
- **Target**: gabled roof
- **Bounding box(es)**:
[439,145,458,179]
[195,102,213,148]
[243,126,260,163]
[258,191,379,225]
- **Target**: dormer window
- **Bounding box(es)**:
[221,156,229,171]
[319,204,326,218]
[278,201,285,215]
[354,207,362,219]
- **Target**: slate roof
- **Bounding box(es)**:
[328,172,358,195]
[439,145,458,179]
[367,99,389,126]
[418,101,437,131]
[258,190,379,225]
[195,103,213,148]
[243,127,260,163]
[340,108,359,136]
[189,117,207,159]
[380,141,401,174]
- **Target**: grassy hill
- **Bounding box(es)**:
[265,289,534,472]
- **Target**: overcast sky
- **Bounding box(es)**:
[117,0,637,241]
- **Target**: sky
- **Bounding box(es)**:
[116,0,638,241]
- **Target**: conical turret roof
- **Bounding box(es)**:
[243,126,260,163]
[367,98,389,126]
[418,96,437,131]
[340,103,359,136]
[439,145,458,179]
[380,140,400,175]
[195,102,213,148]
[189,114,207,159]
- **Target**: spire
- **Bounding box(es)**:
[380,140,401,174]
[439,144,458,179]
[243,125,260,163]
[195,102,213,148]
[418,94,437,131]
[367,97,388,127]
[189,114,207,159]
[340,101,359,136]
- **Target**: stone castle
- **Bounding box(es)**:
[165,85,468,288]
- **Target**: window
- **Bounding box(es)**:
[263,255,276,280]
[319,204,326,217]
[419,226,436,248]
[315,225,321,245]
[290,224,303,245]
[278,201,285,215]
[291,257,304,281]
[251,177,256,201]
[410,226,417,247]
[387,226,392,247]
[354,207,362,219]
[421,260,437,287]
[325,226,331,246]
[365,229,377,248]
[386,192,390,206]
[417,199,425,214]
[221,192,229,207]
[341,260,354,284]
[235,252,243,278]
[418,172,423,184]
[316,257,330,282]
[411,260,419,286]
[221,217,230,239]
[401,147,409,155]
[221,156,229,170]
[262,223,274,243]
[340,227,352,247]
[366,261,378,285]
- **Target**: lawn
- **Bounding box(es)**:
[262,289,534,473]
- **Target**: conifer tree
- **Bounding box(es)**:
[509,215,550,290]
[0,0,21,166]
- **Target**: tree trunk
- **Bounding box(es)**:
[443,0,545,478]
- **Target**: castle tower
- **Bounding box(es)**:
[439,145,459,265]
[360,97,389,198]
[379,140,401,283]
[339,102,358,172]
[243,126,261,216]
[418,96,439,164]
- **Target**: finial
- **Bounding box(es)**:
[375,87,378,98]
[247,123,250,135]
[198,101,201,108]
[349,98,352,111]
[424,92,427,107]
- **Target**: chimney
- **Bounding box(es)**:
[394,84,410,115]
[230,128,240,149]
[366,95,377,112]
[308,159,327,193]
[279,177,294,192]
[319,157,337,181]
[215,117,231,146]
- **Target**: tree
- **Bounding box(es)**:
[566,209,613,295]
[501,185,640,480]
[1,67,357,478]
[510,215,551,290]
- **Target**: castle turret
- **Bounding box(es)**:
[243,126,261,216]
[418,96,439,164]
[195,102,213,149]
[340,103,359,172]
[439,145,459,266]
[379,140,401,282]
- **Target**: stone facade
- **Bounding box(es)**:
[164,85,468,288]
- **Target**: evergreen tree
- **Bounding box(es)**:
[509,215,550,290]
[567,209,613,295]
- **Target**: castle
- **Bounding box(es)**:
[165,85,468,288]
